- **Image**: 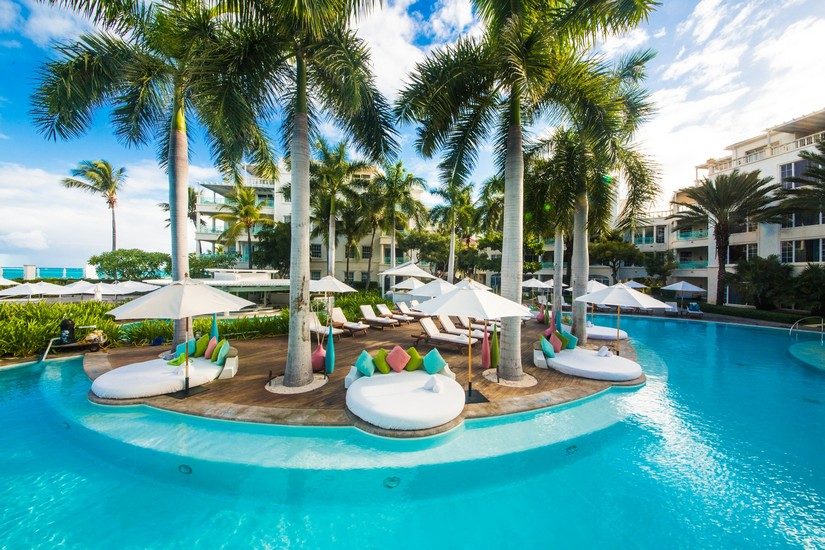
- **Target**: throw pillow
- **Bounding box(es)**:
[166,352,186,366]
[355,350,375,377]
[194,334,209,357]
[311,344,326,372]
[423,348,447,375]
[560,329,578,349]
[549,332,563,353]
[373,348,391,374]
[204,337,218,360]
[555,330,570,349]
[216,341,232,366]
[543,326,555,339]
[386,345,411,373]
[211,339,227,362]
[539,336,555,359]
[405,347,423,371]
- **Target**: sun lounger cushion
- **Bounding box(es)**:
[423,348,447,375]
[346,370,465,430]
[549,332,563,353]
[562,323,628,340]
[387,345,410,372]
[406,346,423,371]
[216,339,232,366]
[355,350,375,377]
[194,334,209,357]
[540,336,555,358]
[91,357,224,399]
[373,348,391,374]
[311,344,326,372]
[204,337,218,360]
[545,347,642,382]
[560,329,578,349]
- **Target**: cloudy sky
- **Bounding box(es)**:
[0,0,823,268]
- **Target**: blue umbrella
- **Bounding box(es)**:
[325,325,335,375]
[210,313,219,340]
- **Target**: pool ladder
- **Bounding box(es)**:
[789,316,824,345]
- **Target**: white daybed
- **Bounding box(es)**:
[345,370,465,430]
[91,354,236,399]
[533,347,642,382]
[562,323,628,341]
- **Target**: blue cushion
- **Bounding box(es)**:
[355,350,375,377]
[540,336,555,358]
[216,340,231,366]
[176,338,196,356]
[423,348,446,374]
[560,330,578,349]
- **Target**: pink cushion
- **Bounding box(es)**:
[549,332,563,353]
[204,337,218,359]
[386,345,411,373]
[543,326,555,338]
[311,344,326,372]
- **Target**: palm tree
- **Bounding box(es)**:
[360,180,386,291]
[430,179,474,282]
[373,161,427,286]
[61,159,126,251]
[158,187,201,228]
[213,185,274,269]
[779,141,825,219]
[475,175,504,232]
[396,2,655,380]
[33,1,276,346]
[671,170,780,305]
[337,200,368,279]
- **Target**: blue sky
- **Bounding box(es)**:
[0,0,823,267]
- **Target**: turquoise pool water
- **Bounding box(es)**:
[1,317,824,548]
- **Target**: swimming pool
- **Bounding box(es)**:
[1,317,823,547]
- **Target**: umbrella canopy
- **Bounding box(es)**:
[586,280,608,293]
[454,278,492,291]
[575,283,669,309]
[661,281,707,294]
[521,278,550,289]
[379,261,436,279]
[107,278,255,320]
[115,280,160,293]
[416,287,530,320]
[0,281,67,297]
[69,282,131,296]
[545,278,568,288]
[391,277,425,290]
[409,278,456,299]
[0,276,20,287]
[623,280,648,289]
[309,275,357,294]
[62,280,94,293]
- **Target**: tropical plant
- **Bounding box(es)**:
[33,1,277,345]
[726,255,793,310]
[188,252,239,278]
[396,2,656,378]
[794,263,825,316]
[671,170,781,304]
[61,159,126,251]
[359,179,387,290]
[399,230,450,275]
[88,249,169,280]
[475,175,504,233]
[590,233,642,283]
[644,250,678,287]
[430,179,474,282]
[778,140,825,220]
[253,222,292,275]
[213,185,273,269]
[338,200,369,278]
[158,187,203,228]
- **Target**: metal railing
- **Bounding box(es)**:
[677,260,709,269]
[789,316,824,344]
[675,230,709,241]
[634,236,655,245]
[709,131,825,175]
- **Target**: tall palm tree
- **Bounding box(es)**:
[779,141,825,219]
[475,175,504,232]
[396,1,655,380]
[337,200,368,279]
[61,159,126,251]
[158,187,201,228]
[671,170,780,305]
[33,1,277,345]
[430,179,474,282]
[373,161,427,284]
[213,185,274,269]
[360,179,386,291]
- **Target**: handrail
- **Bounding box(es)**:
[789,316,824,344]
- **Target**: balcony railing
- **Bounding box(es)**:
[677,260,708,269]
[709,131,825,175]
[634,236,654,245]
[675,229,708,241]
[197,198,275,208]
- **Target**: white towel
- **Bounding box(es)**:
[423,376,442,393]
[597,346,611,357]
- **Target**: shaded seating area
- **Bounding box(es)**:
[438,314,484,339]
[457,315,498,332]
[533,346,641,382]
[376,303,414,323]
[415,317,477,349]
[359,305,399,329]
[330,307,369,336]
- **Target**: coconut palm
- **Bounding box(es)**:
[158,187,203,228]
[475,175,504,232]
[213,185,274,269]
[61,159,126,251]
[779,141,825,220]
[671,170,780,305]
[360,180,386,291]
[337,200,369,279]
[430,179,474,282]
[32,1,277,345]
[396,2,655,380]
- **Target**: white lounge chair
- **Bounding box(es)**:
[533,346,642,382]
[359,304,399,329]
[309,311,344,341]
[376,303,413,323]
[438,315,484,339]
[416,317,477,350]
[664,302,679,316]
[331,307,369,336]
[410,300,421,307]
[456,315,498,332]
[686,302,704,318]
[396,301,430,319]
[562,323,628,341]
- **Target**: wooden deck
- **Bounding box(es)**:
[86,320,644,436]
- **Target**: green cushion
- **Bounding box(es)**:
[216,341,231,366]
[166,353,186,366]
[194,334,209,357]
[555,331,570,350]
[355,350,375,377]
[211,339,227,362]
[423,348,446,375]
[405,347,423,371]
[560,329,578,349]
[373,348,391,374]
[539,336,555,358]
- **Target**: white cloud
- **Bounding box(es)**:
[19,0,91,47]
[653,27,667,39]
[0,38,21,48]
[599,28,649,57]
[676,0,726,44]
[0,230,48,250]
[429,0,474,41]
[0,0,20,31]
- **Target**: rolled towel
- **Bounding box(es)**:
[586,320,593,328]
[597,346,611,357]
[423,375,442,393]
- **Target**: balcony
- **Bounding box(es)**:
[633,236,654,245]
[675,229,708,241]
[709,131,825,175]
[677,260,708,269]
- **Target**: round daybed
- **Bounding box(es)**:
[533,347,642,382]
[563,323,628,340]
[91,357,224,399]
[346,370,465,430]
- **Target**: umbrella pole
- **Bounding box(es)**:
[467,325,472,397]
[184,316,190,394]
[616,306,621,355]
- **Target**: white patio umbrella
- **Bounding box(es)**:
[585,280,608,294]
[115,280,160,293]
[0,276,19,287]
[75,282,133,301]
[62,280,94,293]
[107,278,255,395]
[309,275,357,330]
[545,278,568,288]
[623,280,648,289]
[0,282,66,299]
[379,261,436,279]
[410,278,456,299]
[575,283,669,347]
[392,277,425,291]
[454,278,492,291]
[661,281,707,311]
[416,287,530,396]
[521,277,550,289]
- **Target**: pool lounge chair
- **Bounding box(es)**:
[416,317,477,350]
[309,312,344,341]
[456,315,498,332]
[359,305,399,329]
[438,315,485,339]
[533,346,642,382]
[396,301,430,319]
[664,302,679,316]
[375,303,414,323]
[330,307,369,336]
[686,302,704,318]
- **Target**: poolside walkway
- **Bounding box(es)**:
[85,322,644,437]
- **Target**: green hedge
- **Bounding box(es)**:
[698,303,803,325]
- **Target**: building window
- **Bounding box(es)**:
[728,243,758,264]
[634,226,654,245]
[780,162,793,189]
[746,243,758,260]
[655,225,665,244]
[361,271,369,284]
[310,243,322,259]
[310,270,321,280]
[283,215,291,224]
[795,239,821,263]
[344,271,354,282]
[361,245,372,259]
[781,241,794,263]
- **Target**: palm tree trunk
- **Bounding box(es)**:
[571,191,589,344]
[553,227,564,323]
[169,84,191,346]
[110,205,117,251]
[284,55,313,388]
[447,218,456,283]
[390,218,396,291]
[247,225,253,269]
[327,202,336,277]
[499,99,524,382]
[715,228,729,305]
[365,226,376,291]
